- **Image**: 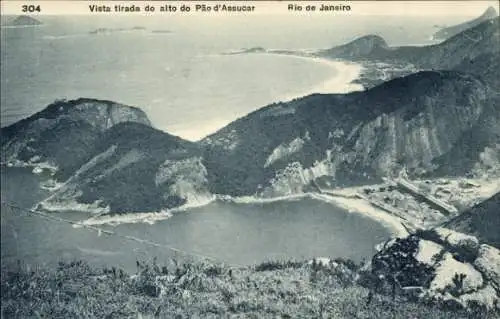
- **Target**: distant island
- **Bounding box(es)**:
[89,26,146,35]
[241,47,266,53]
[5,15,42,27]
[151,29,172,34]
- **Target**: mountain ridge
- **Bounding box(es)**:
[1,98,152,181]
[37,121,211,214]
[319,17,499,76]
[2,12,499,215]
[433,6,498,40]
[202,70,494,196]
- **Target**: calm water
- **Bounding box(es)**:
[1,15,461,140]
[0,14,471,270]
[1,168,391,271]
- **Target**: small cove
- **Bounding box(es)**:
[1,167,391,272]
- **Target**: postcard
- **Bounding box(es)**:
[1,1,499,317]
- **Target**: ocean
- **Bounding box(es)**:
[0,14,465,140]
[0,13,473,268]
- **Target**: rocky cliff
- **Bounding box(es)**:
[1,98,152,181]
[202,71,495,196]
[38,122,212,214]
[1,99,212,214]
[431,96,500,178]
[367,226,500,311]
[433,7,498,40]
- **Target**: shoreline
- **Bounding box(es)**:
[175,51,365,141]
[309,193,409,238]
[0,50,364,143]
[1,165,403,235]
[257,52,364,99]
[220,190,407,237]
[74,194,217,227]
[75,190,408,241]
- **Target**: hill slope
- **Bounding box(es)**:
[201,71,495,196]
[1,98,151,181]
[319,17,499,74]
[1,99,212,214]
[444,193,500,248]
[433,6,498,40]
[1,258,479,318]
[39,122,212,214]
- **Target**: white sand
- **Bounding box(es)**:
[75,211,174,227]
[224,189,409,237]
[180,52,364,141]
[269,53,364,100]
[310,193,409,237]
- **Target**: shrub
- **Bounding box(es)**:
[254,259,303,272]
[0,258,482,318]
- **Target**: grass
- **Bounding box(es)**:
[0,258,490,318]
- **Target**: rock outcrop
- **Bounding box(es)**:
[1,98,151,180]
[37,122,211,214]
[368,227,500,311]
[202,71,495,196]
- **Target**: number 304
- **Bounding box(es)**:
[22,5,41,13]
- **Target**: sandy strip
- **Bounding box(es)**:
[310,59,364,94]
[310,193,410,237]
[264,52,364,100]
[174,51,364,141]
[75,211,174,227]
[223,190,409,237]
[74,195,216,227]
[221,193,308,204]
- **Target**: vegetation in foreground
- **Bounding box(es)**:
[1,257,490,318]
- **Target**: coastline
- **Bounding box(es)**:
[72,195,217,227]
[1,49,398,233]
[215,191,408,238]
[137,52,364,142]
[312,59,364,93]
[309,193,409,238]
[70,189,407,238]
[258,52,364,101]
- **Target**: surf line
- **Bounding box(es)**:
[1,201,243,268]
